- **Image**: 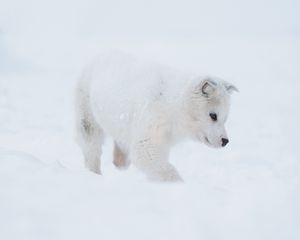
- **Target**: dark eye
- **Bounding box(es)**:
[209,113,217,121]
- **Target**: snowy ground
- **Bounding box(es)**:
[1,35,299,240]
[1,1,300,239]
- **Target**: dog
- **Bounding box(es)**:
[75,51,237,181]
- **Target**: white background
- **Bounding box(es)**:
[0,0,300,239]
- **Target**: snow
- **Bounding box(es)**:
[1,0,300,239]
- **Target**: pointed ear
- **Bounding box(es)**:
[224,82,238,94]
[201,78,217,97]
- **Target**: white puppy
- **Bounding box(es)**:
[75,52,237,181]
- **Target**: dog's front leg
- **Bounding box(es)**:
[131,136,182,182]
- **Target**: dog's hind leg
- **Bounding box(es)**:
[113,142,129,169]
[75,78,104,174]
[79,119,104,174]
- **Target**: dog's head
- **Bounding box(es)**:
[187,76,238,148]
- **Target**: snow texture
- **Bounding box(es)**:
[0,0,300,239]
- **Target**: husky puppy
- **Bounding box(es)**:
[75,52,237,181]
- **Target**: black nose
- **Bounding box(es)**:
[221,138,229,147]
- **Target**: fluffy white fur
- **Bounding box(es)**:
[75,51,237,182]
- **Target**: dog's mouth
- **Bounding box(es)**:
[203,136,220,148]
[204,136,210,145]
[197,135,217,148]
[199,135,212,146]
